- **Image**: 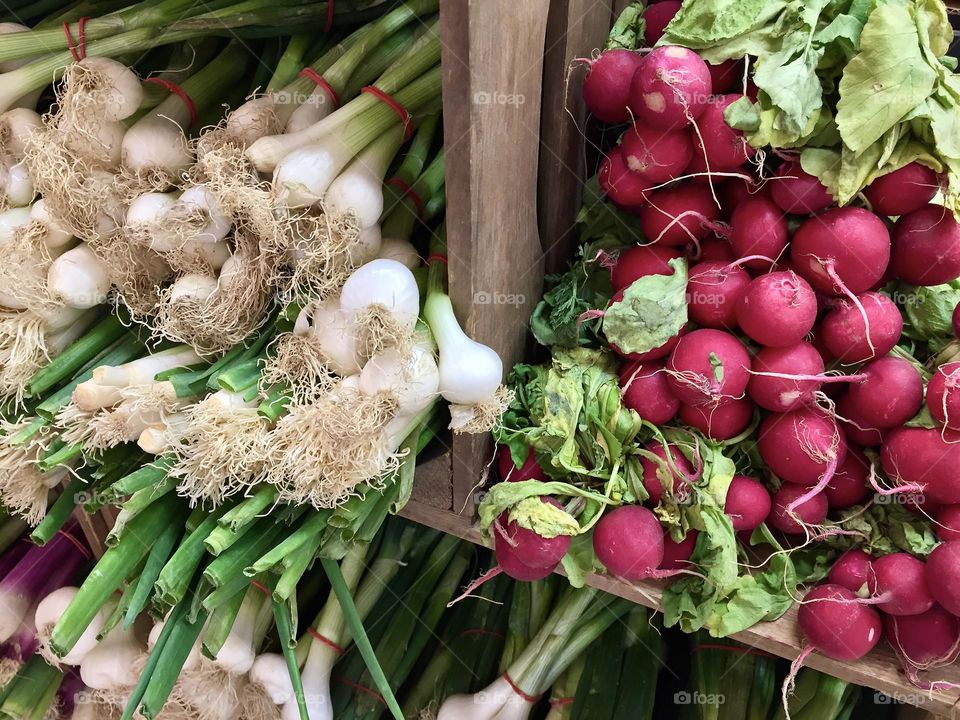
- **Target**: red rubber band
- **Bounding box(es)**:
[693,643,775,658]
[460,628,504,640]
[307,627,345,655]
[250,580,270,597]
[298,68,339,109]
[385,177,425,219]
[143,77,198,127]
[336,676,384,706]
[550,697,575,708]
[502,673,540,704]
[57,530,90,560]
[361,86,412,140]
[324,0,335,32]
[62,17,90,62]
[425,254,447,266]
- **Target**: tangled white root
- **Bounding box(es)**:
[152,244,271,356]
[0,311,51,407]
[237,680,283,720]
[0,221,55,310]
[283,209,358,306]
[176,659,245,720]
[170,395,271,504]
[260,332,337,405]
[448,385,514,434]
[262,385,403,508]
[0,419,56,525]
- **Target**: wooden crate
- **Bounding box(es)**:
[403,1,960,717]
[398,497,960,718]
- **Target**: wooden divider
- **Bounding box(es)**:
[439,0,550,515]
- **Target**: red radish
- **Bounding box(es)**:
[791,207,890,296]
[610,244,682,292]
[719,173,768,211]
[904,493,941,518]
[707,59,743,94]
[640,442,696,506]
[769,484,829,534]
[863,162,940,217]
[845,357,923,429]
[881,427,960,504]
[582,49,644,124]
[819,292,902,364]
[890,204,960,286]
[828,549,874,593]
[925,362,960,429]
[629,46,712,131]
[496,445,546,483]
[736,271,817,348]
[639,182,720,247]
[925,541,960,616]
[494,537,556,581]
[825,448,870,509]
[837,394,884,447]
[494,498,571,568]
[728,197,788,270]
[795,584,882,660]
[642,1,681,45]
[688,93,755,171]
[619,360,679,425]
[758,409,847,486]
[867,553,935,616]
[685,261,750,329]
[748,343,825,413]
[665,328,751,406]
[599,147,653,209]
[769,161,833,214]
[953,303,960,338]
[695,237,736,262]
[884,605,960,685]
[935,505,960,542]
[678,396,752,441]
[621,124,693,184]
[660,530,699,571]
[724,475,771,532]
[592,505,665,581]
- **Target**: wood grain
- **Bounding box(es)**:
[440,0,549,515]
[398,504,960,718]
[537,0,617,274]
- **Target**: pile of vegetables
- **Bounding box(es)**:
[481,0,960,707]
[0,1,520,718]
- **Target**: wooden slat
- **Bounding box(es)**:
[537,0,616,274]
[439,0,549,515]
[398,505,960,718]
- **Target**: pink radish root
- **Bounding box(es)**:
[781,645,815,720]
[867,463,924,496]
[825,262,877,360]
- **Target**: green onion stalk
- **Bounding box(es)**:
[274,0,437,139]
[399,572,512,716]
[435,587,633,719]
[564,606,662,720]
[267,522,406,719]
[0,655,63,720]
[248,19,443,180]
[0,0,391,66]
